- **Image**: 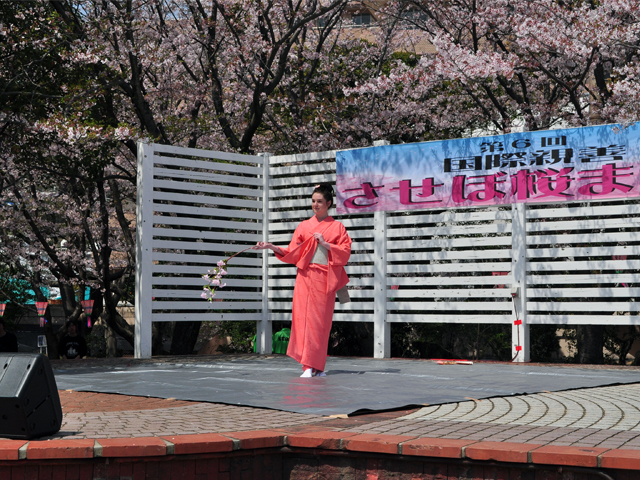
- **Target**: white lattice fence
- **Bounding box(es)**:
[135,143,266,357]
[267,151,376,323]
[525,200,640,325]
[136,142,640,360]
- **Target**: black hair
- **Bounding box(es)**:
[312,183,334,208]
[65,320,78,329]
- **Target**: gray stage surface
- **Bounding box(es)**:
[53,356,640,416]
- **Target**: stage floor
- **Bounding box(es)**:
[53,355,640,416]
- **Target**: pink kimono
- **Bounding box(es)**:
[275,216,351,372]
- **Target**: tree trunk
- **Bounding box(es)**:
[576,325,604,364]
[153,322,168,356]
[170,321,202,355]
[105,320,117,357]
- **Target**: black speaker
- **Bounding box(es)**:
[0,353,63,439]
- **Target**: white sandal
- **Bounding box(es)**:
[300,368,314,378]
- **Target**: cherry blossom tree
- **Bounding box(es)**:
[4,0,638,359]
[357,0,640,135]
[2,0,393,355]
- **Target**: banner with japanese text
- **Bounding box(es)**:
[335,123,640,214]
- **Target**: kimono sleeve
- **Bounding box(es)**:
[275,222,307,260]
[328,223,351,267]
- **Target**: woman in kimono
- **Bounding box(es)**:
[253,183,351,377]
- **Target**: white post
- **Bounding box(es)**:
[256,153,272,354]
[135,142,154,358]
[511,202,530,362]
[373,211,389,359]
[372,140,390,358]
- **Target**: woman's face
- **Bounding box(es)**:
[311,192,331,219]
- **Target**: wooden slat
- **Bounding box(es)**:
[153,191,261,210]
[152,301,262,310]
[154,167,263,186]
[153,313,261,322]
[387,314,512,323]
[153,179,261,198]
[528,315,640,325]
[528,288,640,297]
[152,290,261,299]
[528,302,640,312]
[152,143,263,165]
[151,277,261,287]
[387,301,512,311]
[152,252,261,265]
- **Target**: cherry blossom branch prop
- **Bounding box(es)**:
[201,247,254,302]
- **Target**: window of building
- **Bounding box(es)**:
[353,12,372,25]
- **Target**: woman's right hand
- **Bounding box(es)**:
[253,241,271,250]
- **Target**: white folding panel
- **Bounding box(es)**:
[266,150,376,328]
[525,199,640,326]
[135,143,265,358]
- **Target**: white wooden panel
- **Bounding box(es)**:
[387,314,512,323]
[389,223,512,238]
[387,288,511,298]
[387,209,512,225]
[525,231,638,245]
[388,262,512,274]
[153,191,260,210]
[528,260,640,271]
[528,302,640,312]
[152,290,261,299]
[389,237,512,249]
[153,313,261,322]
[527,217,640,231]
[152,215,261,231]
[152,144,263,165]
[526,274,638,285]
[152,228,261,243]
[269,150,336,165]
[529,288,640,297]
[152,301,262,310]
[270,173,337,188]
[387,301,512,311]
[388,250,511,262]
[152,277,261,287]
[528,315,640,325]
[152,253,261,266]
[152,240,258,253]
[154,167,263,186]
[526,202,640,219]
[153,179,261,198]
[527,246,640,258]
[388,276,514,286]
[152,265,262,275]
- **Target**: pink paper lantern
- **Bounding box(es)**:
[81,299,94,327]
[0,304,5,317]
[35,301,48,327]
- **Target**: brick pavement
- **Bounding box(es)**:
[4,358,640,477]
[50,377,640,450]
